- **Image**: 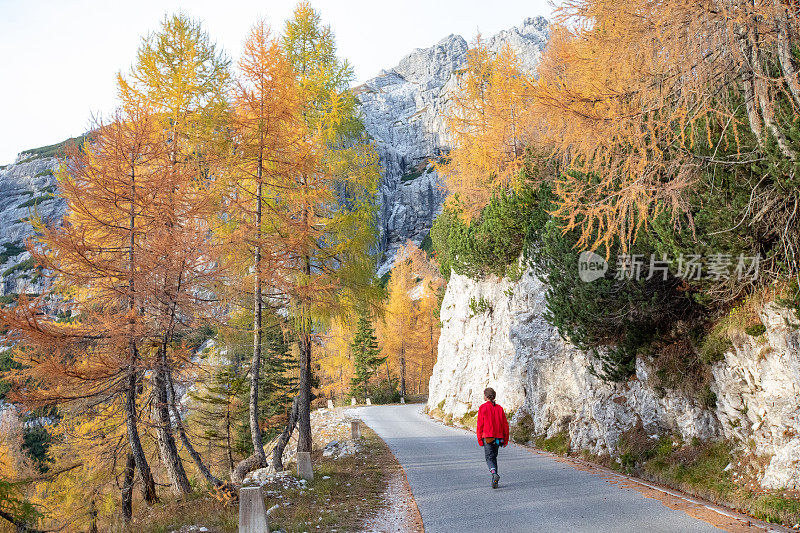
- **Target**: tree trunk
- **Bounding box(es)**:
[251,165,266,462]
[297,326,313,455]
[121,453,135,523]
[773,0,800,108]
[88,501,98,533]
[399,344,407,398]
[226,396,234,476]
[153,357,191,495]
[125,368,158,505]
[297,247,313,457]
[271,394,301,471]
[166,372,232,493]
[125,161,157,505]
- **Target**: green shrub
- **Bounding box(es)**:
[745,323,766,337]
[23,424,52,473]
[401,169,424,182]
[468,296,491,317]
[17,194,55,209]
[534,430,570,455]
[531,215,695,382]
[700,384,718,409]
[419,233,433,257]
[430,181,551,280]
[2,258,36,278]
[0,241,26,264]
[699,330,732,364]
[371,378,401,404]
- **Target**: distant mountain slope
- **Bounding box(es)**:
[0,18,550,291]
[356,17,549,275]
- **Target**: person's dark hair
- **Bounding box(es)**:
[484,387,496,403]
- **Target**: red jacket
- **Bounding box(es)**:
[476,401,509,446]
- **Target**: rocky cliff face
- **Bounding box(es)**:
[356,17,549,275]
[428,268,800,490]
[0,157,63,296]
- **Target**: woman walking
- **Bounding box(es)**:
[476,387,509,488]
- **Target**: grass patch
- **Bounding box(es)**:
[33,169,54,178]
[699,328,733,364]
[777,278,800,319]
[511,413,534,444]
[459,410,479,430]
[534,430,570,455]
[266,429,391,532]
[17,194,55,209]
[3,258,36,278]
[401,169,424,183]
[749,493,800,525]
[745,323,767,337]
[0,241,26,264]
[131,428,394,533]
[611,425,800,527]
[0,294,18,305]
[17,135,89,163]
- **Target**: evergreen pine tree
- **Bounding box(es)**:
[349,313,386,399]
[188,358,246,475]
[233,321,298,456]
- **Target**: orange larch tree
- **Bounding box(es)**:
[1,107,168,521]
[438,39,538,219]
[223,20,309,480]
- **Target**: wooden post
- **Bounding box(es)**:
[351,420,361,440]
[327,399,334,409]
[366,398,371,406]
[400,396,406,404]
[297,451,313,480]
[351,397,356,406]
[239,486,268,533]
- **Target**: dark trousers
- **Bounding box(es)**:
[483,439,500,473]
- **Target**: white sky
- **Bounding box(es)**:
[0,0,552,165]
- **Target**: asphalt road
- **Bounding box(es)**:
[358,404,723,533]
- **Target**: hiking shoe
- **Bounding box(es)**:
[492,473,499,489]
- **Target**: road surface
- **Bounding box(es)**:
[358,404,731,533]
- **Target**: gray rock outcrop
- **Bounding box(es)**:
[0,157,63,296]
[428,267,800,490]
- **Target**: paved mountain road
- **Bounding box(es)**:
[358,404,753,533]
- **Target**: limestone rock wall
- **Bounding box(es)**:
[428,268,800,490]
[0,157,63,296]
[712,303,800,490]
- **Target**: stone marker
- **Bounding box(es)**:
[351,397,356,406]
[366,398,372,406]
[351,420,361,440]
[327,399,334,409]
[297,451,313,481]
[239,486,269,533]
[400,397,406,404]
